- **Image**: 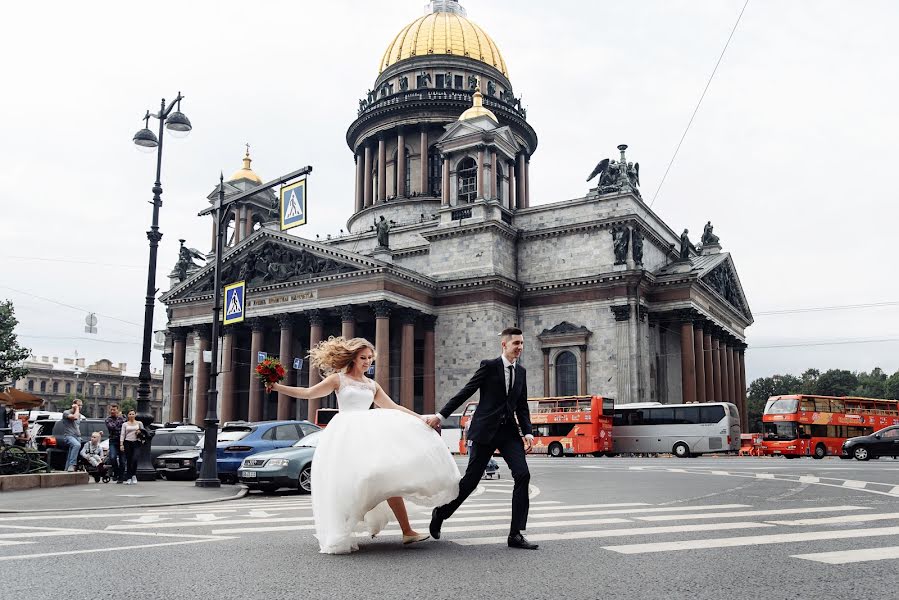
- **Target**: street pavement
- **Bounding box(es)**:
[2,456,898,600]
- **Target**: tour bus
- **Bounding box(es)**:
[459,395,615,457]
[612,402,741,457]
[761,395,899,459]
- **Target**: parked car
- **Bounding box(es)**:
[195,420,320,484]
[34,417,109,470]
[237,430,321,493]
[842,425,899,461]
[155,446,202,480]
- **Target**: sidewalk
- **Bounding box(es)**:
[0,479,247,513]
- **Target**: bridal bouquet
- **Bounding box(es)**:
[256,357,286,390]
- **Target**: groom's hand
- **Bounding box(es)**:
[523,434,534,452]
[424,415,442,430]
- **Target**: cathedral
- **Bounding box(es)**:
[159,0,752,428]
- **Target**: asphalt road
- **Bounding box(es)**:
[3,455,899,600]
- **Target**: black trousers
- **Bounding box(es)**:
[123,440,139,480]
[436,422,530,532]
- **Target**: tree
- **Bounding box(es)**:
[814,369,859,397]
[120,398,137,414]
[746,374,802,432]
[854,368,888,398]
[885,371,899,400]
[0,300,30,384]
[800,368,820,394]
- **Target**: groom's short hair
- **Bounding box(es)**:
[500,327,522,340]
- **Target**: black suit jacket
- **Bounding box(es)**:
[439,357,532,444]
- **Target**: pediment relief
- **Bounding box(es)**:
[538,321,592,347]
[700,258,751,321]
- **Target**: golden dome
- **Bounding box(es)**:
[459,87,497,123]
[229,146,262,184]
[380,11,508,77]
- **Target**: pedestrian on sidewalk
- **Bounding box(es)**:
[59,399,83,472]
[120,410,144,485]
[105,404,126,483]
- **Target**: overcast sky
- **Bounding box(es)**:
[2,0,897,384]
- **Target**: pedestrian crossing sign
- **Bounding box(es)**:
[223,281,246,325]
[280,179,307,231]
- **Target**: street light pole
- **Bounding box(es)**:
[133,92,192,481]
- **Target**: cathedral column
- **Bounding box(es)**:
[400,310,415,410]
[220,326,236,424]
[354,150,364,213]
[420,128,429,195]
[340,305,356,339]
[237,206,247,244]
[277,314,294,421]
[396,128,406,198]
[248,318,265,423]
[373,301,392,393]
[377,135,387,203]
[509,160,517,209]
[678,311,696,404]
[579,345,588,395]
[193,325,210,425]
[245,208,254,238]
[712,333,723,401]
[516,152,526,210]
[542,349,550,396]
[726,342,736,406]
[442,153,450,206]
[363,143,373,207]
[611,305,633,402]
[737,344,748,427]
[169,328,187,422]
[702,324,714,402]
[693,320,706,404]
[422,315,436,414]
[476,145,485,199]
[307,310,324,421]
[524,155,531,208]
[490,150,498,200]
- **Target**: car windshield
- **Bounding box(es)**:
[293,431,322,448]
[217,428,252,442]
[763,422,798,441]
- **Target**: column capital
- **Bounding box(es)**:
[247,317,268,332]
[672,307,700,323]
[276,313,296,329]
[162,352,174,365]
[372,301,393,318]
[221,324,238,337]
[339,305,357,323]
[192,323,212,340]
[307,309,324,327]
[638,305,649,322]
[421,314,438,331]
[610,305,631,322]
[169,327,188,342]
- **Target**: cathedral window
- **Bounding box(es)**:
[457,157,477,203]
[555,351,578,396]
[454,75,463,89]
[436,74,445,89]
[428,147,443,196]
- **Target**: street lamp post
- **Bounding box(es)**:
[133,92,192,481]
[195,165,312,487]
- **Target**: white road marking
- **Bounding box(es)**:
[891,486,899,496]
[842,480,867,489]
[798,476,820,483]
[755,473,775,479]
[377,518,632,536]
[405,503,750,524]
[213,524,315,534]
[710,471,730,476]
[246,510,279,518]
[0,540,34,546]
[453,522,771,546]
[603,526,899,554]
[453,502,646,515]
[770,512,899,526]
[123,515,169,524]
[636,506,868,522]
[108,516,315,530]
[792,546,899,564]
[0,538,233,562]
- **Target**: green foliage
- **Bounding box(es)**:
[800,368,820,394]
[0,300,30,383]
[814,369,859,397]
[854,368,887,398]
[120,398,137,414]
[885,372,899,400]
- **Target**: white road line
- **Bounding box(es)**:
[452,522,771,546]
[0,540,34,546]
[799,476,820,484]
[108,516,315,530]
[636,506,868,522]
[0,537,234,562]
[481,489,513,494]
[755,473,775,479]
[770,512,899,526]
[377,518,632,536]
[213,524,315,534]
[891,486,899,496]
[667,469,687,473]
[710,471,730,476]
[452,503,647,515]
[603,526,899,554]
[406,503,750,524]
[792,546,899,564]
[842,480,867,489]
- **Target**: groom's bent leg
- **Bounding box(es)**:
[497,434,530,532]
[437,441,495,520]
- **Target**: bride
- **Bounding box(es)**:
[269,336,460,554]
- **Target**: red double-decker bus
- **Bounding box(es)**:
[762,395,899,459]
[460,395,614,457]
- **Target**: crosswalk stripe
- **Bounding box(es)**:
[451,503,648,515]
[0,540,34,546]
[377,517,632,536]
[769,512,899,526]
[405,504,749,525]
[635,506,867,522]
[212,524,315,534]
[799,476,820,484]
[452,522,772,546]
[602,525,899,554]
[792,546,899,564]
[842,480,867,489]
[890,486,899,496]
[108,516,315,530]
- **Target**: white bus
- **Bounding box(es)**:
[612,402,741,457]
[440,412,464,454]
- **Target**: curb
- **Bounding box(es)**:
[0,485,249,514]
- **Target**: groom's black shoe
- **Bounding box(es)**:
[429,508,444,540]
[508,532,539,550]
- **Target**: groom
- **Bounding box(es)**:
[425,327,538,550]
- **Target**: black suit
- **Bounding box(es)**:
[435,357,532,533]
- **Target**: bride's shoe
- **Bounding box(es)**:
[402,533,430,545]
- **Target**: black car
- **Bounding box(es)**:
[154,447,201,480]
[842,425,899,461]
[34,418,110,471]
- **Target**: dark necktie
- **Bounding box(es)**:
[507,365,514,396]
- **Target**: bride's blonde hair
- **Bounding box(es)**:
[309,336,375,376]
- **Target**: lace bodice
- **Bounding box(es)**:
[336,373,376,412]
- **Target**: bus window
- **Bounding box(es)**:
[602,397,615,415]
[800,398,816,412]
[814,398,832,412]
[764,421,797,441]
[767,398,799,414]
[674,406,699,425]
[649,408,674,425]
[830,399,844,413]
[700,405,726,424]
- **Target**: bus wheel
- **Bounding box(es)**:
[548,443,565,458]
[813,444,827,459]
[853,446,870,461]
[591,452,604,457]
[672,443,691,458]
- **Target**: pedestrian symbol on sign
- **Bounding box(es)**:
[223,281,246,325]
[280,179,307,231]
[293,358,303,370]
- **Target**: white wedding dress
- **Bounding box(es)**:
[311,373,461,554]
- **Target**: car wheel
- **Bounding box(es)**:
[672,442,691,458]
[813,444,827,459]
[853,446,870,461]
[298,464,312,494]
[548,443,564,458]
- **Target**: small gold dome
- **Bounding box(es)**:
[229,146,262,184]
[459,87,498,123]
[380,10,508,77]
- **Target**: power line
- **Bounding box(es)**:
[0,255,144,269]
[650,0,750,207]
[0,285,143,328]
[754,301,899,316]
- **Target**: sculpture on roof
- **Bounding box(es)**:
[587,145,642,197]
[678,229,697,262]
[701,221,720,246]
[171,239,205,283]
[612,226,630,265]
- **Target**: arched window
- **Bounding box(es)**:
[65,382,71,394]
[392,147,411,197]
[496,163,504,203]
[555,351,578,396]
[457,157,477,203]
[371,159,378,199]
[428,146,443,196]
[52,382,59,393]
[40,381,46,393]
[27,380,34,391]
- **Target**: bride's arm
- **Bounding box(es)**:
[372,383,419,418]
[270,374,340,399]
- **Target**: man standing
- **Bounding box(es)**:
[59,399,83,472]
[426,327,538,550]
[105,404,126,483]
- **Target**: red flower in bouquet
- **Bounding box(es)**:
[256,357,285,390]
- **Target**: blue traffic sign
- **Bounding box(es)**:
[223,281,246,325]
[280,179,307,231]
[257,351,268,364]
[293,358,303,370]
